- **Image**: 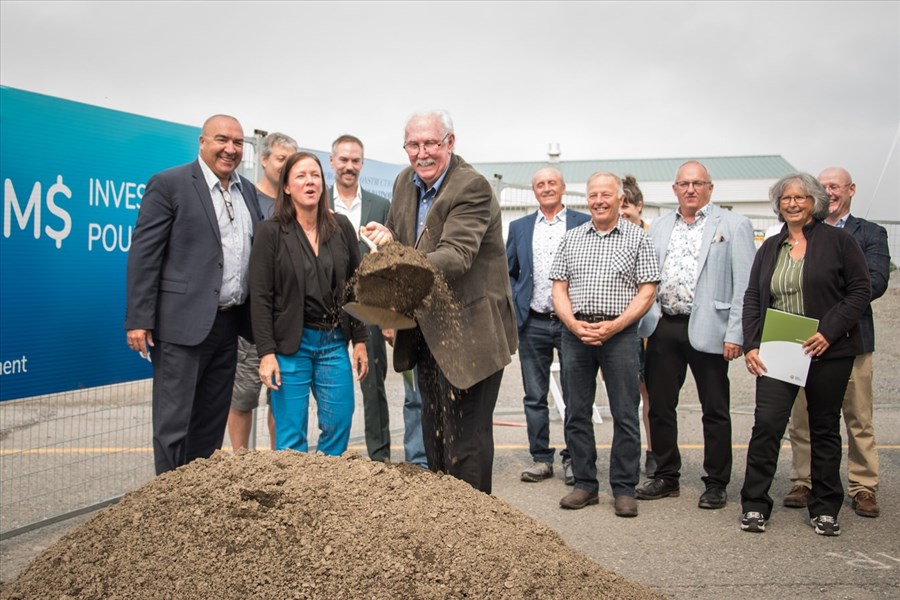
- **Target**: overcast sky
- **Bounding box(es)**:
[2,1,897,219]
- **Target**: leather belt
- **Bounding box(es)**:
[662,312,690,320]
[574,313,618,323]
[529,309,558,321]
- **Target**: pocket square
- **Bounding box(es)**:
[712,234,726,243]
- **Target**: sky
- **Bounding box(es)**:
[2,1,898,219]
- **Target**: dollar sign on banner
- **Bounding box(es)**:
[45,175,72,249]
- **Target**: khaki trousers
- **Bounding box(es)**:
[788,353,879,496]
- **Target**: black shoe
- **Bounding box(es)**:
[635,478,680,500]
[810,515,841,537]
[698,487,727,509]
[740,511,766,533]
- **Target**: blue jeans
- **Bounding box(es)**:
[270,328,355,456]
[562,324,641,497]
[518,314,569,463]
[402,367,428,468]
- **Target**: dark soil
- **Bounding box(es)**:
[354,243,435,315]
[1,451,664,600]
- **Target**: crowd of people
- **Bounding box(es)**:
[125,110,889,538]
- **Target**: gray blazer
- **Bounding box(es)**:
[125,160,263,345]
[638,203,756,353]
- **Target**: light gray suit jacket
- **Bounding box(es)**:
[638,203,756,353]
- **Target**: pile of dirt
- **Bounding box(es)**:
[354,242,435,316]
[1,451,663,600]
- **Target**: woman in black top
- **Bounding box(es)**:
[250,152,368,455]
[739,172,869,536]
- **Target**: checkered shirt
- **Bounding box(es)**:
[549,218,660,316]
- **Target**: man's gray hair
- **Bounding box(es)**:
[586,171,624,197]
[260,132,298,158]
[404,110,454,138]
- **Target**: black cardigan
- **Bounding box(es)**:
[742,219,871,360]
[249,213,366,357]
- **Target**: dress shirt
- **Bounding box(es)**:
[198,156,252,306]
[413,166,450,240]
[658,204,710,316]
[550,218,659,317]
[332,185,362,233]
[530,207,568,314]
[832,213,849,229]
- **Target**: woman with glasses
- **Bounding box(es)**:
[249,152,368,455]
[739,173,870,536]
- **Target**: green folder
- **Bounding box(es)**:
[758,308,819,386]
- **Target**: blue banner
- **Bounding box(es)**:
[0,88,407,401]
[0,87,201,401]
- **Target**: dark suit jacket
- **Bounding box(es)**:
[507,208,591,330]
[743,219,871,360]
[249,214,366,358]
[125,160,263,345]
[386,154,517,390]
[843,214,891,353]
[328,188,391,256]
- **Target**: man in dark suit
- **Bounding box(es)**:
[363,110,517,494]
[125,114,263,475]
[507,167,589,485]
[783,166,891,517]
[327,134,393,462]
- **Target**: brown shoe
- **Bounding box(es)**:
[614,495,638,518]
[783,485,811,508]
[559,488,599,510]
[851,491,880,518]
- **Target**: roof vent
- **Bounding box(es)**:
[548,143,561,164]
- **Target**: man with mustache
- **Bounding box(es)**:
[126,114,264,475]
[363,110,517,494]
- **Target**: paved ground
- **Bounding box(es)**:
[3,285,900,598]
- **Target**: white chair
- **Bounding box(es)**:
[548,361,605,424]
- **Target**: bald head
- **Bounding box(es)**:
[531,167,566,216]
[199,114,244,186]
[818,166,855,224]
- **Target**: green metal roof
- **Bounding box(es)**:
[470,155,797,186]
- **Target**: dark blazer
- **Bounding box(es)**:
[125,160,263,345]
[743,219,871,360]
[328,188,391,256]
[843,215,891,353]
[507,208,590,329]
[249,213,366,358]
[386,154,518,390]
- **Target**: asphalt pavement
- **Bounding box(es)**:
[3,286,900,599]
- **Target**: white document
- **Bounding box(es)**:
[758,308,819,387]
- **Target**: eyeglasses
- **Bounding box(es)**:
[221,188,234,221]
[823,183,852,192]
[779,195,812,205]
[674,181,711,190]
[403,133,450,156]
